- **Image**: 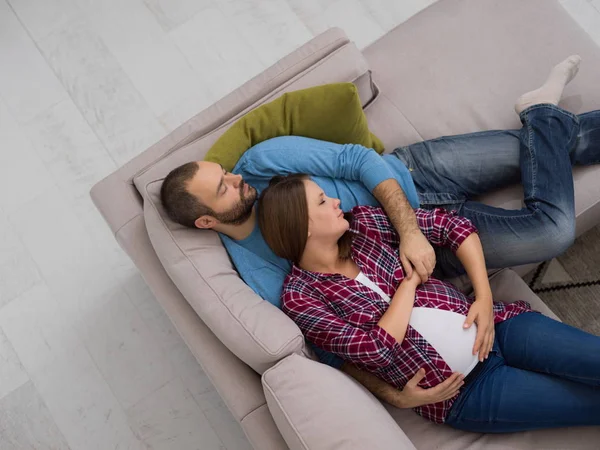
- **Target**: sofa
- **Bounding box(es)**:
[90,0,600,448]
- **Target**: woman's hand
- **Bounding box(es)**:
[464,296,495,361]
[400,230,436,283]
[402,270,423,288]
[396,368,464,409]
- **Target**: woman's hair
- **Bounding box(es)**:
[258,174,353,265]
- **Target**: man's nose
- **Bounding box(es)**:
[230,173,243,187]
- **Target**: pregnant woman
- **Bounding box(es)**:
[258,171,600,432]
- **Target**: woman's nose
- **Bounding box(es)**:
[334,198,341,208]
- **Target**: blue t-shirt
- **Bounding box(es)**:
[220,136,419,368]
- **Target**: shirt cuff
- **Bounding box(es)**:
[361,152,396,192]
[448,220,478,253]
[371,325,402,365]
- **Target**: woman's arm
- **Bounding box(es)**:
[283,288,403,369]
[376,272,420,343]
[455,233,492,300]
[455,233,495,362]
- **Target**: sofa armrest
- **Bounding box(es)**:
[262,354,416,450]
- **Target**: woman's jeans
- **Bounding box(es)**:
[394,106,600,277]
[445,312,600,433]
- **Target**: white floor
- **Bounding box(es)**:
[0,1,599,449]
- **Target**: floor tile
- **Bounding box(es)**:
[126,378,225,450]
[320,0,386,49]
[560,0,600,46]
[169,7,267,103]
[8,188,118,323]
[195,390,228,413]
[0,381,71,450]
[23,99,117,218]
[36,16,168,165]
[143,0,214,31]
[203,402,252,450]
[358,0,435,32]
[218,0,313,67]
[0,0,68,123]
[286,0,335,36]
[0,327,29,401]
[77,290,176,410]
[0,211,42,311]
[122,273,218,400]
[158,90,216,132]
[31,345,147,450]
[82,0,210,119]
[7,0,82,40]
[0,284,82,374]
[123,273,185,352]
[0,101,56,213]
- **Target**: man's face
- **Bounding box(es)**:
[187,161,257,226]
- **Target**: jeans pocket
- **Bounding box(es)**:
[417,193,464,211]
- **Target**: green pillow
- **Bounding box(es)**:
[204,82,384,171]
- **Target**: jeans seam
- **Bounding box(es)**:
[519,103,579,122]
[451,416,567,425]
[526,114,537,201]
[460,203,539,220]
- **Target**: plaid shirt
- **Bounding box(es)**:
[282,206,532,423]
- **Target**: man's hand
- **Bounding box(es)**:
[464,296,494,361]
[396,369,464,409]
[399,230,436,282]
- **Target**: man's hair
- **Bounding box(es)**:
[258,174,353,265]
[160,162,209,228]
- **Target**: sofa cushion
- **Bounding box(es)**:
[204,82,384,172]
[262,354,416,450]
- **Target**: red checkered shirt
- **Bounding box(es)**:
[282,205,532,423]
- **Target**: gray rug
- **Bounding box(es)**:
[523,224,600,336]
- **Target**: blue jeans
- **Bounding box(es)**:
[445,312,600,433]
[393,106,600,277]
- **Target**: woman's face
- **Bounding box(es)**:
[303,179,349,242]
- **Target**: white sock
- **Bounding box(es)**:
[515,55,581,115]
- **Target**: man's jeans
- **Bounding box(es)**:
[445,312,600,432]
[394,105,600,277]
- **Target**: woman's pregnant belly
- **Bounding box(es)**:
[409,307,479,376]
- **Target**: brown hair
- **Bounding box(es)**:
[258,174,353,265]
[161,162,211,228]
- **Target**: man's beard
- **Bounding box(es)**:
[213,182,257,226]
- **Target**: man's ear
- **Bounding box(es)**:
[194,215,218,229]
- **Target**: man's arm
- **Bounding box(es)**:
[340,362,464,409]
[239,136,396,192]
[373,179,436,281]
[241,136,435,280]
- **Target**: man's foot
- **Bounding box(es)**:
[515,55,581,115]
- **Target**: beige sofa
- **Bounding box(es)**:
[90,0,600,448]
